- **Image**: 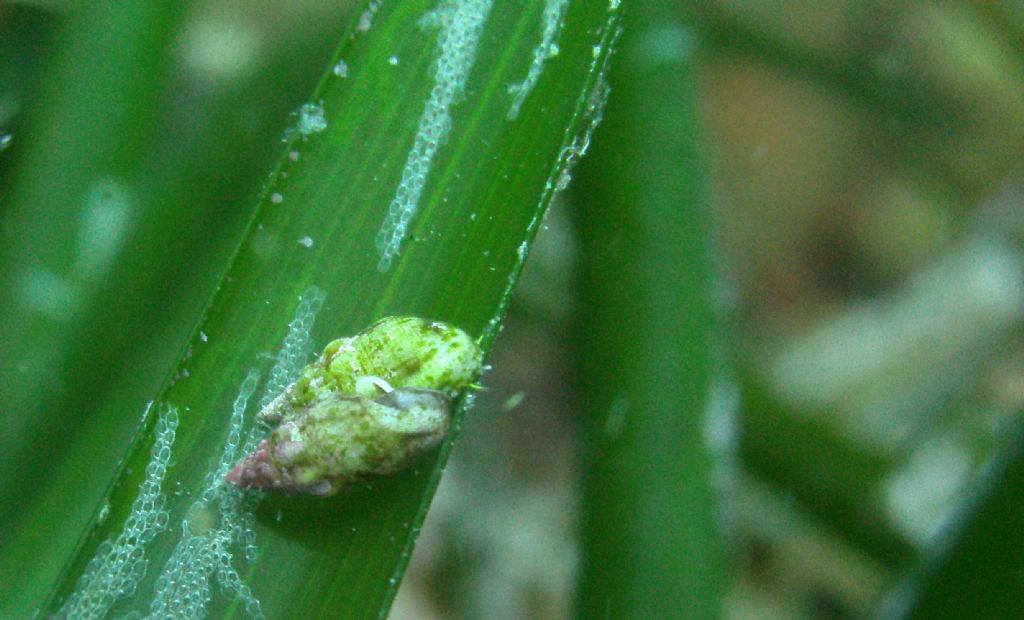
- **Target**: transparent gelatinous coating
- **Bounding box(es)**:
[227,388,450,496]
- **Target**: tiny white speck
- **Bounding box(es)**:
[271,192,283,204]
[199,331,208,342]
[388,56,399,66]
[357,8,374,32]
[502,391,526,412]
[289,150,300,161]
[298,236,314,248]
[287,100,327,139]
[333,60,349,77]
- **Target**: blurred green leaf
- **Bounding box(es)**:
[883,418,1024,620]
[573,5,727,618]
[0,0,624,618]
[739,372,914,567]
[0,2,187,510]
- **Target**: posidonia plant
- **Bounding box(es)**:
[5,1,1016,619]
[0,1,627,617]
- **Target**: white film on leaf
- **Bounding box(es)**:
[374,0,494,271]
[147,286,326,620]
[58,287,326,619]
[56,404,179,620]
[507,0,569,120]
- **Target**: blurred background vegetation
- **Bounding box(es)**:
[2,1,1023,619]
[396,1,1024,618]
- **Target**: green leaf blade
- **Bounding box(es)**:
[574,5,728,619]
[15,1,625,618]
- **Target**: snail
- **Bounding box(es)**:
[227,317,482,496]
